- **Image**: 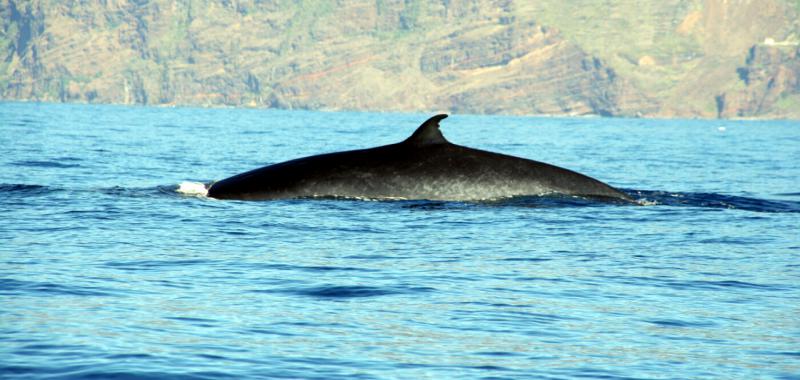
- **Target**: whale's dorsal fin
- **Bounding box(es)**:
[403,114,449,146]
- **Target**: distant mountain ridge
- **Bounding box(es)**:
[2,0,799,119]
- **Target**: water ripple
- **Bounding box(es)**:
[104,259,214,271]
[643,319,718,328]
[0,278,122,297]
[0,183,59,196]
[631,190,800,213]
[254,284,435,299]
[10,160,82,168]
[600,276,789,292]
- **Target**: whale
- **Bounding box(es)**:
[206,114,633,202]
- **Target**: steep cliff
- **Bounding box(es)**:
[717,43,800,118]
[1,0,798,118]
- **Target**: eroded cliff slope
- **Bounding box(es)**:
[2,0,798,118]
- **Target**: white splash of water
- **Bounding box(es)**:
[176,181,209,197]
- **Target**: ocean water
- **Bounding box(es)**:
[1,102,799,379]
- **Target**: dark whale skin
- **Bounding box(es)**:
[207,115,632,202]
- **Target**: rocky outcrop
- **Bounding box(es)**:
[422,22,653,116]
[717,44,800,118]
[266,19,649,116]
[2,1,46,99]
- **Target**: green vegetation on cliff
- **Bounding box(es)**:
[1,0,799,118]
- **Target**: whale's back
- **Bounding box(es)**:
[208,142,630,201]
[207,114,631,201]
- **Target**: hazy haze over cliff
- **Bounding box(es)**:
[2,0,799,118]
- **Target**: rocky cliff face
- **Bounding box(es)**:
[1,0,798,118]
[717,44,800,118]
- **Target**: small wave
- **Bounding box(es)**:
[2,183,204,199]
[636,198,659,206]
[10,159,81,168]
[0,278,120,297]
[176,181,209,197]
[0,183,58,196]
[628,190,800,213]
[104,259,213,271]
[246,263,377,273]
[644,319,717,328]
[99,185,177,198]
[775,192,800,197]
[253,284,434,299]
[296,285,400,298]
[685,279,785,290]
[164,316,220,327]
[0,183,209,200]
[601,275,787,292]
[756,351,800,357]
[0,367,236,380]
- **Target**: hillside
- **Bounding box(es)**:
[2,0,799,118]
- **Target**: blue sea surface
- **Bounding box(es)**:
[1,102,799,379]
